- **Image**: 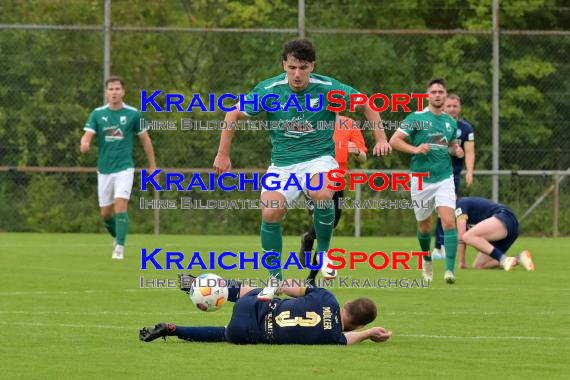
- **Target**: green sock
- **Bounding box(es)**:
[313,204,335,255]
[417,229,432,262]
[260,221,282,280]
[103,216,116,238]
[115,212,129,246]
[443,229,458,272]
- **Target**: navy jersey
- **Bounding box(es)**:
[269,287,346,345]
[451,118,475,176]
[455,197,514,226]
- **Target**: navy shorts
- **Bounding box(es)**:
[225,288,273,344]
[492,210,519,254]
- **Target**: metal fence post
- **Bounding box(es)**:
[492,0,500,202]
[298,0,305,38]
[553,172,559,238]
[354,182,361,238]
[103,0,111,101]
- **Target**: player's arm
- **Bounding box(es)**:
[358,103,391,156]
[389,130,429,155]
[456,216,468,269]
[464,141,475,187]
[138,131,157,171]
[213,107,247,175]
[279,282,309,298]
[80,130,95,154]
[348,128,367,163]
[345,326,392,345]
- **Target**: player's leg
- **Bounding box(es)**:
[112,168,134,259]
[299,206,316,268]
[139,322,227,342]
[258,189,288,300]
[97,172,119,257]
[433,218,445,259]
[472,252,500,269]
[462,216,518,271]
[307,188,343,284]
[435,178,458,283]
[411,176,436,281]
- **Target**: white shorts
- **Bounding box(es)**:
[260,155,339,204]
[97,168,135,207]
[410,176,456,221]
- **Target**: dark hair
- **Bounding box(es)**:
[105,76,125,88]
[427,77,447,91]
[345,298,377,327]
[282,39,316,62]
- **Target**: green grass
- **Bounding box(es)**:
[1,233,569,379]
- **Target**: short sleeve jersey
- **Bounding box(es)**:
[84,103,146,174]
[242,73,360,167]
[451,118,475,176]
[398,109,458,183]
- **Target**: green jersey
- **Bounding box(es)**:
[84,103,146,174]
[242,73,360,167]
[399,109,458,183]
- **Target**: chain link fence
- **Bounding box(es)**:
[1,0,569,235]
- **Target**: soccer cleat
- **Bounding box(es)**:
[112,245,124,260]
[320,251,337,280]
[257,285,279,301]
[444,270,455,284]
[518,250,535,272]
[502,256,517,272]
[432,247,445,261]
[422,259,433,281]
[139,322,176,342]
[177,273,197,294]
[298,232,315,268]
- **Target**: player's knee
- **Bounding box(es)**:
[462,231,475,246]
[440,215,456,230]
[261,207,285,223]
[100,208,113,219]
[309,189,334,202]
[418,220,431,234]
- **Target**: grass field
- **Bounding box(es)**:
[1,233,569,379]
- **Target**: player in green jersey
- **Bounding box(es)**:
[389,78,464,284]
[213,39,391,300]
[80,76,156,260]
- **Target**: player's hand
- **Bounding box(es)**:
[415,144,430,155]
[213,153,232,175]
[459,262,468,269]
[348,141,360,155]
[373,140,392,156]
[369,327,392,342]
[451,146,464,158]
[80,142,90,154]
[466,171,473,187]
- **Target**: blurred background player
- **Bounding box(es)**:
[433,94,476,261]
[213,39,391,300]
[140,275,392,345]
[389,78,464,284]
[456,196,535,271]
[299,114,368,283]
[80,76,156,260]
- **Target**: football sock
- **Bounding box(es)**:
[306,225,317,245]
[175,326,227,342]
[313,203,335,257]
[443,229,458,272]
[490,247,506,262]
[103,215,116,238]
[115,212,129,246]
[417,230,432,262]
[434,218,444,249]
[261,221,283,280]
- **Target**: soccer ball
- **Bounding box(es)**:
[189,273,228,312]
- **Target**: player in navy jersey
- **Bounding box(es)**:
[139,275,392,345]
[433,94,475,262]
[455,197,534,271]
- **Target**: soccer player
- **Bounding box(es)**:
[213,39,391,300]
[433,94,476,262]
[389,78,464,284]
[300,114,368,282]
[80,76,156,260]
[456,196,535,271]
[139,275,392,345]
